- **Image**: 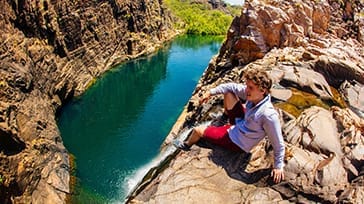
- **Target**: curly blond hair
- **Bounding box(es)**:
[242,68,272,94]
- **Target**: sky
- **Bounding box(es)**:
[224,0,244,5]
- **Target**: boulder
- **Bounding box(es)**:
[129,0,364,202]
[284,106,342,157]
[339,81,364,118]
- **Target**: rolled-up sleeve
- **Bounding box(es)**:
[210,83,246,100]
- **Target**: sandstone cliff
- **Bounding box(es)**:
[0,0,177,202]
[129,0,364,203]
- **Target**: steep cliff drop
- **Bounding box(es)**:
[0,0,177,202]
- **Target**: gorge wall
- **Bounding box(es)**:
[129,0,364,203]
[0,0,177,202]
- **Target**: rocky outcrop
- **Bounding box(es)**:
[0,0,177,202]
[129,0,364,203]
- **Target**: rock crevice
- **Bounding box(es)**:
[130,0,364,203]
[0,0,177,202]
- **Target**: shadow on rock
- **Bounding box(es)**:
[198,140,271,185]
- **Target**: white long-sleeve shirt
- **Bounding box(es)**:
[210,83,285,169]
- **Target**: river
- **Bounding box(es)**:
[57,35,223,203]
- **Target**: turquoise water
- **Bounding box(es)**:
[57,35,223,203]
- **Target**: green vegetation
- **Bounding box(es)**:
[164,0,241,35]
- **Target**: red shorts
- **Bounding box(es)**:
[203,125,243,152]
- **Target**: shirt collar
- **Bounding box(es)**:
[247,94,270,108]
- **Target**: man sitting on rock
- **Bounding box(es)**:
[174,68,285,183]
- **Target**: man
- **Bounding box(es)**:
[174,68,285,183]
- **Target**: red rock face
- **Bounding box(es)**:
[1,0,363,203]
[129,0,364,203]
[219,0,363,65]
[0,0,177,202]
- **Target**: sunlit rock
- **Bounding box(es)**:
[0,0,177,202]
[130,0,364,203]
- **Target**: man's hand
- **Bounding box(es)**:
[271,168,284,183]
[199,92,211,104]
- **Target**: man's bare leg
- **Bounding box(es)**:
[224,92,240,112]
[173,126,206,150]
[184,126,206,147]
[177,92,239,149]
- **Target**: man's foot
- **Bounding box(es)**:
[173,140,191,151]
[210,113,229,127]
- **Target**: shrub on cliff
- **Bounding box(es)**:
[165,0,241,35]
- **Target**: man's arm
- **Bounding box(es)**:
[209,82,246,97]
[262,112,285,183]
[200,83,246,104]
